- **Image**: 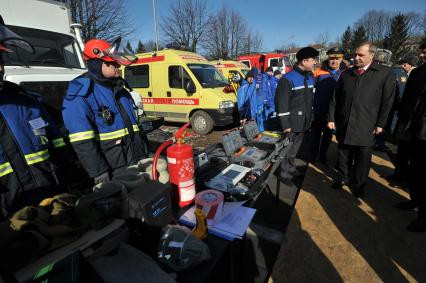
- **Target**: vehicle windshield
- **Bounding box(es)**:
[240,69,249,77]
[187,63,229,88]
[283,57,291,67]
[2,25,83,69]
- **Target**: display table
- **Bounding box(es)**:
[174,143,295,283]
[7,139,296,283]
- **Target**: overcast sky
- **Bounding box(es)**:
[126,0,425,51]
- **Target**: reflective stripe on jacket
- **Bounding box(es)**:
[0,81,65,218]
[62,76,147,178]
[275,66,315,132]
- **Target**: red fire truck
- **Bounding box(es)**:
[237,52,292,74]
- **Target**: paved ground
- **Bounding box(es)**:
[269,141,426,283]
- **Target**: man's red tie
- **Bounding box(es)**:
[357,68,365,75]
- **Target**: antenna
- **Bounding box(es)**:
[152,0,159,51]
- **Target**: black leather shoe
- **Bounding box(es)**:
[386,173,401,182]
[331,180,345,190]
[406,218,426,232]
[394,201,417,210]
[352,185,365,199]
[332,179,345,190]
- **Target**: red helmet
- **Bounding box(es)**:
[83,38,137,66]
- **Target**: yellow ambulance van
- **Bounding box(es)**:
[211,60,250,83]
[123,49,237,134]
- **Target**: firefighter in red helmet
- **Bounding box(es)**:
[62,37,147,184]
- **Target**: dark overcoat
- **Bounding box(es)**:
[395,63,426,140]
[328,62,396,146]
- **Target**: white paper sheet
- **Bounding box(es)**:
[179,201,256,240]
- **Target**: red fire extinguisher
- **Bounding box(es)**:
[152,122,195,207]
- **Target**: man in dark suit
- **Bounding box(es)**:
[393,40,426,232]
[328,42,396,198]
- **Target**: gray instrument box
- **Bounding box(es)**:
[222,130,273,170]
[243,121,286,156]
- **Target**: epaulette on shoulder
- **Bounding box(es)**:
[65,75,92,97]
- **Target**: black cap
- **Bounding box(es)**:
[398,55,417,66]
[296,47,319,62]
[326,47,345,56]
[246,70,255,79]
[265,66,273,73]
[273,70,281,76]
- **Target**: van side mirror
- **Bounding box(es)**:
[184,80,196,94]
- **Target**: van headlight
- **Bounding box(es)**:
[219,101,234,109]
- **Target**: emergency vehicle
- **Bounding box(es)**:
[237,52,292,74]
[211,60,250,81]
[211,60,250,94]
[1,0,86,126]
[123,49,237,135]
[375,48,393,66]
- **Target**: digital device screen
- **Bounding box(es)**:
[223,169,240,179]
[245,150,254,156]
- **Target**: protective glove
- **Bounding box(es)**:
[94,172,110,185]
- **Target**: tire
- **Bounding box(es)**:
[190,110,214,135]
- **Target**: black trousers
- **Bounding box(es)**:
[409,138,426,221]
[336,144,372,188]
[310,119,332,161]
[393,139,412,180]
[280,132,304,179]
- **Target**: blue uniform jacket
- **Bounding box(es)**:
[62,76,146,178]
[237,80,256,119]
[0,81,66,218]
[269,76,280,115]
[275,66,315,132]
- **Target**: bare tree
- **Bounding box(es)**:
[314,32,330,47]
[202,5,261,59]
[355,10,391,47]
[202,7,229,59]
[229,10,247,58]
[145,40,163,52]
[243,31,262,54]
[67,0,134,42]
[279,43,299,53]
[406,11,426,36]
[160,0,209,52]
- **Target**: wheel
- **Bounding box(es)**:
[190,110,214,135]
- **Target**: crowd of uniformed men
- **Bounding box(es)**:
[0,14,425,235]
[236,42,426,233]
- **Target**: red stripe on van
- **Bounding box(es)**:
[216,63,237,68]
[142,98,199,105]
[136,55,165,64]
